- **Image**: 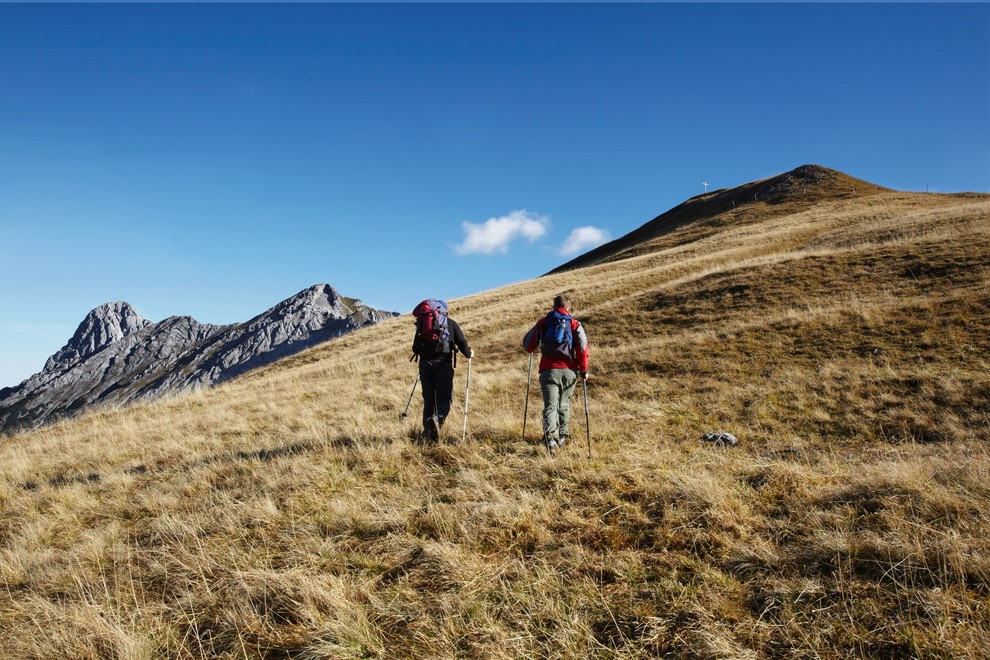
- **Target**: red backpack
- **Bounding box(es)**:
[412,299,451,356]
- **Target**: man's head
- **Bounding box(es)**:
[553,293,572,313]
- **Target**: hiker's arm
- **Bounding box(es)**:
[575,322,590,376]
[449,319,473,358]
[522,321,541,353]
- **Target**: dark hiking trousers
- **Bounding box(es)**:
[420,356,455,431]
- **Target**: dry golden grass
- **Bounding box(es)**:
[1,189,989,657]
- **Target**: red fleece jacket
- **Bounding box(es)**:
[522,307,590,374]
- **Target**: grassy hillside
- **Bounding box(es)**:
[1,177,988,658]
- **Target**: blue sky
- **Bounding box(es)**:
[1,3,988,388]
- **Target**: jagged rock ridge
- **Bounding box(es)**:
[0,284,397,433]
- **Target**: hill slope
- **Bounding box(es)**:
[1,170,988,658]
[550,164,889,273]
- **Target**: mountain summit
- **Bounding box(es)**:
[44,301,152,370]
[550,165,888,274]
[0,285,397,433]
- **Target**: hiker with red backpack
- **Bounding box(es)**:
[412,299,473,442]
[522,293,590,455]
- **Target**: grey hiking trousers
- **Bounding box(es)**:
[539,368,578,444]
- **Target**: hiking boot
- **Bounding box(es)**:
[544,437,558,455]
[426,416,441,442]
[557,436,567,450]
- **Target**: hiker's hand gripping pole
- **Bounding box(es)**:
[401,373,420,420]
[521,352,534,441]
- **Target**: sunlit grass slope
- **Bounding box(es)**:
[2,180,989,658]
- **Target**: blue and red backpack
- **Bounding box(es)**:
[540,310,574,359]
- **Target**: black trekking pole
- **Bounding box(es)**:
[400,373,420,420]
[583,377,591,459]
[461,357,472,443]
[521,352,533,441]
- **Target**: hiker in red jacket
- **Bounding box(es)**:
[522,294,590,454]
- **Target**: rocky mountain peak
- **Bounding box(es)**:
[287,283,346,311]
[3,285,397,433]
[257,284,396,329]
[45,301,152,370]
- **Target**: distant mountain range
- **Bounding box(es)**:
[0,284,397,433]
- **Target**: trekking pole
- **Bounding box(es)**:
[400,373,420,420]
[461,358,472,443]
[521,352,533,441]
[583,377,591,459]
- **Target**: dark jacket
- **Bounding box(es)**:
[413,318,472,361]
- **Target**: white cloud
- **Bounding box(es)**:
[455,210,549,255]
[560,226,611,256]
